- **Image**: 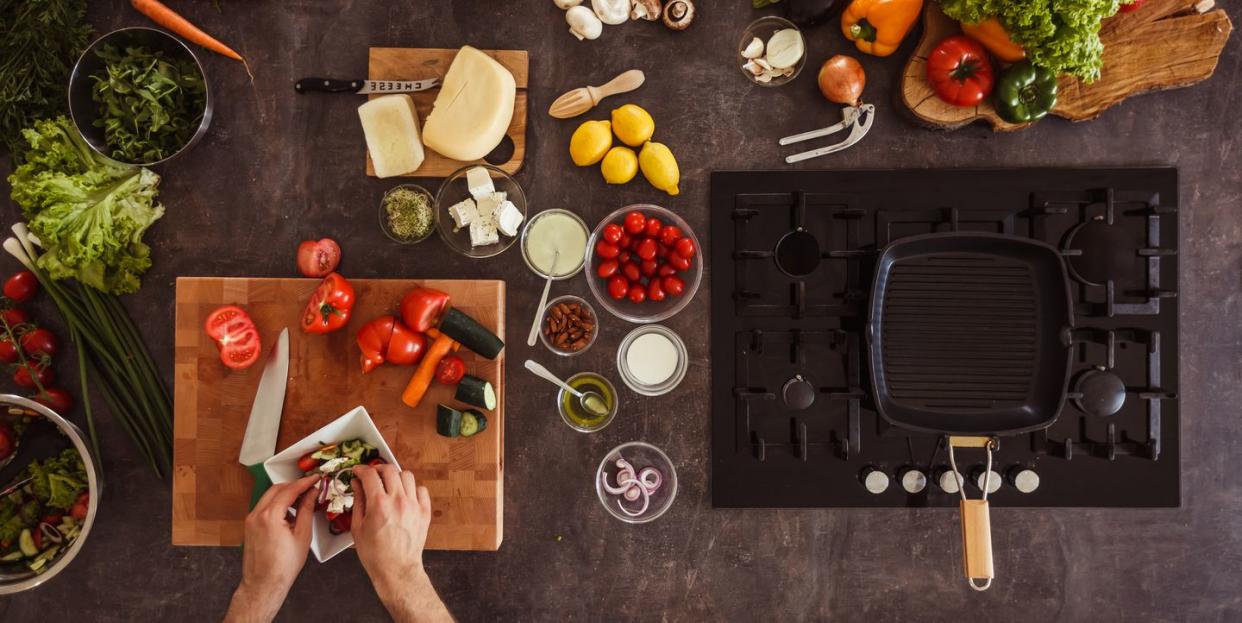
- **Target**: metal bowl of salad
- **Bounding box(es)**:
[0,395,99,594]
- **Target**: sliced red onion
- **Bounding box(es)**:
[601,469,631,495]
[623,484,642,501]
[638,467,662,492]
[617,483,651,517]
[316,475,331,505]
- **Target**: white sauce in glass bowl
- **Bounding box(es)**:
[625,332,678,386]
[524,211,588,277]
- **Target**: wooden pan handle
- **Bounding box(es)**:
[960,499,994,591]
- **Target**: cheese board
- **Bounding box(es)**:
[364,47,528,177]
[901,0,1233,130]
[172,277,505,551]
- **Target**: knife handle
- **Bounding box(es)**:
[246,463,273,509]
[295,77,363,94]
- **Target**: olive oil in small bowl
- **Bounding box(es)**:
[557,372,618,433]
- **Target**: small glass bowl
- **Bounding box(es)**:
[557,372,618,433]
[539,295,599,357]
[595,441,678,523]
[585,204,703,323]
[738,16,806,87]
[520,208,590,280]
[616,324,688,396]
[379,184,436,244]
[434,164,527,258]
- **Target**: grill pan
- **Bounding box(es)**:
[865,232,1074,591]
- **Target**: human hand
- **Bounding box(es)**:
[224,474,319,623]
[351,464,432,594]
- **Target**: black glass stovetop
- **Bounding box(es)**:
[709,168,1179,508]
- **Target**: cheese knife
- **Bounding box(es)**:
[294,77,440,95]
[238,327,289,509]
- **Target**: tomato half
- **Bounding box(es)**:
[3,271,38,303]
[20,327,57,358]
[296,238,342,278]
[302,273,356,334]
[927,36,995,107]
[204,305,262,370]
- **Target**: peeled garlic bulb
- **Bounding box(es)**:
[765,28,804,69]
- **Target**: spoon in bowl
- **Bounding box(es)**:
[527,247,560,347]
[523,359,608,417]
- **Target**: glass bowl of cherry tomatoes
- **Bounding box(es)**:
[585,205,702,323]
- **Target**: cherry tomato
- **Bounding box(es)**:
[668,254,691,272]
[622,261,642,282]
[618,233,632,249]
[644,217,663,237]
[368,457,388,466]
[608,276,629,300]
[595,240,620,259]
[2,271,37,303]
[434,354,467,385]
[636,239,658,261]
[641,259,658,277]
[674,238,697,259]
[624,212,646,235]
[602,224,624,244]
[0,338,17,364]
[297,452,320,472]
[627,284,646,303]
[296,238,341,278]
[662,275,686,297]
[0,423,14,462]
[597,259,619,279]
[32,387,73,413]
[659,225,683,246]
[20,327,57,358]
[70,491,89,521]
[647,279,666,301]
[14,364,53,389]
[618,250,632,264]
[1,307,28,327]
[204,305,262,370]
[658,265,676,277]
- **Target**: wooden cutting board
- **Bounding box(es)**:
[172,277,505,551]
[365,47,528,177]
[901,0,1233,130]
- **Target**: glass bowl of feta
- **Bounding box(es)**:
[434,164,528,259]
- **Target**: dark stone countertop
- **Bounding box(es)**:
[2,1,1241,621]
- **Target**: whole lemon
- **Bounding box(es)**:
[610,104,655,147]
[639,141,680,196]
[601,146,639,184]
[569,120,612,166]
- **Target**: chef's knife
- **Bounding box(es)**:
[294,77,440,95]
[238,327,289,509]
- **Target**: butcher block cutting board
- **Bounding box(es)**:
[172,277,505,551]
[365,47,528,177]
[902,0,1233,130]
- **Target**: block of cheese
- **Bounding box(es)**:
[447,198,479,231]
[359,94,425,178]
[466,166,495,199]
[475,191,505,220]
[495,200,524,237]
[422,46,516,162]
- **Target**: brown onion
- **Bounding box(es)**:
[818,55,866,106]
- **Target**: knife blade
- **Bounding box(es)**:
[294,77,440,95]
[238,327,289,508]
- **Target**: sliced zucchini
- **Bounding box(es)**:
[18,529,36,557]
[455,375,497,410]
[461,409,488,437]
[439,308,504,360]
[436,404,463,438]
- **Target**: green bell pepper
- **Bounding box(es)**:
[993,61,1058,124]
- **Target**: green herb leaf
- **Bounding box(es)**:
[89,44,206,163]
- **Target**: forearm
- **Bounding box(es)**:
[374,566,454,623]
[223,581,289,623]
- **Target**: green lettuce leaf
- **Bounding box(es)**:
[26,449,88,510]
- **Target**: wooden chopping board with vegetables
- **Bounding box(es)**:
[902,0,1233,130]
[364,47,528,177]
[171,277,505,551]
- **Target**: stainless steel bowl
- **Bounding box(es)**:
[68,27,213,166]
[0,395,101,594]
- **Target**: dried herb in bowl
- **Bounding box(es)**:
[383,187,435,242]
[90,43,206,163]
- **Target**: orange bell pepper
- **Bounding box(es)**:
[961,17,1026,63]
[841,0,924,57]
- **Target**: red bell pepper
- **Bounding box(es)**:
[927,35,995,107]
[301,273,356,334]
[400,287,450,333]
[356,315,396,373]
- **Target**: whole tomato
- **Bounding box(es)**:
[0,338,17,364]
[14,364,53,389]
[597,259,619,279]
[627,284,646,303]
[595,240,620,259]
[3,271,37,303]
[647,279,666,301]
[296,238,341,278]
[624,211,646,235]
[607,276,629,300]
[602,224,624,244]
[622,262,642,282]
[674,238,697,259]
[927,36,994,107]
[20,328,57,358]
[32,388,73,413]
[1,308,28,327]
[662,275,686,297]
[644,217,662,237]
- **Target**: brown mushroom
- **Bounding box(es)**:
[662,0,694,29]
[631,0,662,20]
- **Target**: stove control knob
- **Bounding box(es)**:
[1008,467,1040,494]
[972,468,1002,494]
[860,467,889,494]
[935,469,963,494]
[899,468,927,494]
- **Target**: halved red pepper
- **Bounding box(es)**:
[356,315,396,373]
[400,287,450,333]
[301,273,356,334]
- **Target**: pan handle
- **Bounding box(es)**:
[948,436,998,592]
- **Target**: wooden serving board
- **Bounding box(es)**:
[365,47,528,177]
[172,277,505,551]
[902,0,1233,130]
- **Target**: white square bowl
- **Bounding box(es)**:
[263,405,401,562]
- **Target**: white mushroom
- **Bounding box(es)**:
[554,0,583,8]
[631,0,662,20]
[741,37,765,59]
[592,0,630,24]
[567,5,603,39]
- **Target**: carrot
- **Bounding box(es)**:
[401,333,458,408]
[129,0,254,80]
[425,328,460,352]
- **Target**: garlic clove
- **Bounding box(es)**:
[743,59,764,76]
[765,28,805,70]
[741,37,765,59]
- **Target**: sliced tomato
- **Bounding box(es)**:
[204,305,262,370]
[297,452,321,473]
[3,271,38,303]
[32,387,73,413]
[302,273,355,334]
[20,327,58,358]
[70,491,89,520]
[434,355,466,385]
[296,238,342,278]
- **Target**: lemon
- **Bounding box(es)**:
[639,141,680,196]
[569,120,612,166]
[610,104,655,147]
[600,146,638,184]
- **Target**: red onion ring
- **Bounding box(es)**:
[316,475,331,505]
[623,484,642,501]
[39,521,63,544]
[617,483,650,517]
[638,467,662,492]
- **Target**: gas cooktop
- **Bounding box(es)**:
[709,169,1179,508]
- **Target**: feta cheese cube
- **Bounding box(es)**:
[466,166,495,200]
[447,198,478,231]
[475,191,505,220]
[469,219,499,247]
[495,200,524,237]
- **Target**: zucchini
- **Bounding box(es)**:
[461,409,488,437]
[436,404,463,438]
[455,375,497,410]
[439,308,504,359]
[1,550,23,562]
